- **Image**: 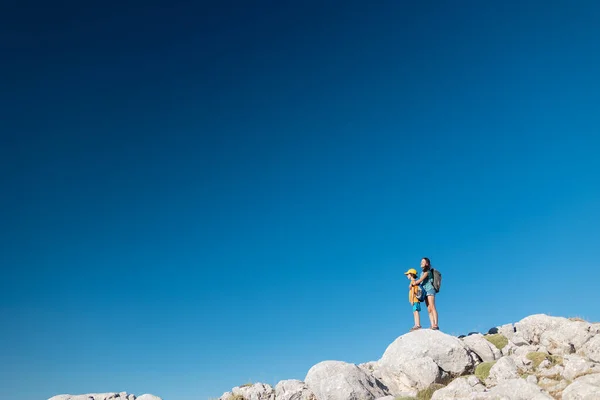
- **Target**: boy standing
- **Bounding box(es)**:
[404,268,422,331]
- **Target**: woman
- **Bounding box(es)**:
[410,257,439,330]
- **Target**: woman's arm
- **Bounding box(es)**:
[412,271,428,286]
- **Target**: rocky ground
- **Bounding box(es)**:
[49,393,161,400]
[218,314,600,400]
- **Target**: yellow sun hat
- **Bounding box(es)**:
[404,268,418,276]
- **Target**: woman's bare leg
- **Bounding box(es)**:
[425,297,435,327]
[427,295,439,327]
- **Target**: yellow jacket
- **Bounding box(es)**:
[409,281,419,304]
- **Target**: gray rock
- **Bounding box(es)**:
[369,364,418,396]
[497,324,516,341]
[462,334,502,362]
[472,378,553,399]
[538,377,568,393]
[430,376,485,400]
[581,334,600,363]
[304,361,388,400]
[562,373,600,400]
[358,361,377,374]
[390,356,441,390]
[563,355,595,381]
[233,383,274,400]
[219,384,274,400]
[220,391,234,400]
[486,356,519,385]
[508,345,538,371]
[501,342,517,357]
[373,396,395,400]
[537,364,564,378]
[515,314,594,355]
[509,333,530,347]
[526,375,538,385]
[274,380,315,400]
[380,329,473,375]
[538,359,551,369]
[49,394,147,400]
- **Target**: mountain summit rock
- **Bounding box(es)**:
[48,315,600,400]
[217,314,600,400]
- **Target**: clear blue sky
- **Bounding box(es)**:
[1,1,600,399]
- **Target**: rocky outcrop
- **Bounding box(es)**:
[227,315,597,399]
[59,314,600,400]
[219,383,275,400]
[274,380,315,400]
[515,315,596,355]
[49,394,158,400]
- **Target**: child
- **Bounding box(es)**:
[404,268,422,331]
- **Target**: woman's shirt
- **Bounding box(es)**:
[421,270,434,291]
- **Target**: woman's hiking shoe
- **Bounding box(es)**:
[409,326,421,332]
[431,326,440,330]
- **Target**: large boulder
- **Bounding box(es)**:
[274,380,315,400]
[304,361,388,400]
[380,329,474,375]
[430,376,485,400]
[486,356,519,386]
[462,334,502,362]
[472,378,553,399]
[515,315,595,355]
[562,373,600,400]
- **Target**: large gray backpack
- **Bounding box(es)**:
[431,268,442,293]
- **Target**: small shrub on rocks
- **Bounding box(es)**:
[475,361,496,381]
[416,383,445,400]
[526,352,563,369]
[548,355,563,366]
[527,352,548,369]
[484,334,508,350]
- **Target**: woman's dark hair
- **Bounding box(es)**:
[422,257,431,270]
